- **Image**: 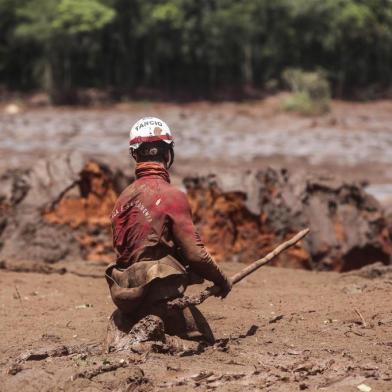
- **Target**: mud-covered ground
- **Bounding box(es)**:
[2,96,392,203]
[1,261,391,391]
[1,97,392,390]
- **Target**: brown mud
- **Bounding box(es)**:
[1,262,392,391]
[2,97,392,187]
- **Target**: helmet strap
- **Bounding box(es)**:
[130,144,174,168]
[130,148,137,161]
[167,145,175,169]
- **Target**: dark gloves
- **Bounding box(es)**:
[215,275,232,299]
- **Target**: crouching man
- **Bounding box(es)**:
[105,117,232,352]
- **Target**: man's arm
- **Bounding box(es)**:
[167,190,232,297]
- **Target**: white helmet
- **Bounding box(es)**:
[129,116,174,151]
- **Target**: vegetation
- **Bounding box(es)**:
[1,0,392,102]
[282,69,331,115]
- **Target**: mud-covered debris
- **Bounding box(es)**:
[11,343,101,369]
[357,384,372,392]
[191,371,214,382]
[159,370,248,388]
[0,156,391,271]
[0,259,67,274]
[6,343,104,376]
[105,312,205,356]
[105,313,166,353]
[17,345,71,362]
[354,308,367,328]
[0,152,132,265]
[75,303,93,309]
[242,324,258,337]
[6,346,71,375]
[5,363,23,376]
[125,366,150,388]
[269,315,284,324]
[345,262,392,279]
[342,284,366,295]
[184,169,392,271]
[71,361,129,380]
[128,315,166,343]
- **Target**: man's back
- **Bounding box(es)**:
[110,161,230,290]
[111,162,181,266]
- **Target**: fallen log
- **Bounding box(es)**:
[168,228,310,310]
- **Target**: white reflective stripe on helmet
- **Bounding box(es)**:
[129,116,173,150]
[129,134,173,145]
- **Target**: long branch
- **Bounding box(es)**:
[167,228,310,310]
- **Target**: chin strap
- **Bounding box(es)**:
[167,145,175,169]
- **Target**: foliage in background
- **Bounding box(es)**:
[282,68,331,115]
[11,0,115,101]
[1,0,392,102]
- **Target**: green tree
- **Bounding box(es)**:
[1,0,392,100]
[14,0,115,101]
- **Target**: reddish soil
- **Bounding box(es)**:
[1,262,391,391]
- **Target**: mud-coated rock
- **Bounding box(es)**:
[184,168,392,271]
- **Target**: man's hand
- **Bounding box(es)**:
[215,276,232,299]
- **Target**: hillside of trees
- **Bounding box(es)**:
[1,0,392,102]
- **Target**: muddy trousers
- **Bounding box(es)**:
[105,261,215,344]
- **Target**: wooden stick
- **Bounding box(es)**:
[168,228,310,310]
[230,228,310,284]
[354,308,367,328]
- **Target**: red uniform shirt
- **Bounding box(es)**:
[111,162,227,287]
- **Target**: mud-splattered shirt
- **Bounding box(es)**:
[111,162,228,286]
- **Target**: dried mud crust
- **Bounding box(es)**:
[1,262,392,391]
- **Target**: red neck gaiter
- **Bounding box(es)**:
[135,162,170,183]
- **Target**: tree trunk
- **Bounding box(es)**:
[242,43,253,87]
